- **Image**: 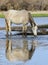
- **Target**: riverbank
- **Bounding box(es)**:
[32,14,48,17]
[0,11,48,18]
[30,11,48,17]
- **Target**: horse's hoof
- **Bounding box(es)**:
[22,33,27,38]
[34,35,37,37]
[5,34,9,37]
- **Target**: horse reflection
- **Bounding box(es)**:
[6,39,37,61]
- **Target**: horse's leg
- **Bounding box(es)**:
[22,24,27,37]
[24,25,27,36]
[22,24,25,36]
[5,19,9,37]
[8,21,12,36]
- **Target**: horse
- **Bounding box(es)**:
[2,10,38,36]
[6,38,36,61]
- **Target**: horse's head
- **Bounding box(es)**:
[32,25,38,36]
[28,12,38,36]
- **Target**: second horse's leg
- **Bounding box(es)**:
[22,24,27,37]
[5,20,9,37]
[24,25,27,36]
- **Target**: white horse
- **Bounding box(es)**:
[3,10,38,36]
[6,39,36,61]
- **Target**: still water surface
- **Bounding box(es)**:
[0,17,48,65]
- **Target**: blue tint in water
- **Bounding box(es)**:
[25,46,48,65]
[0,18,48,65]
[0,17,48,38]
[0,35,48,65]
[34,17,48,25]
[0,18,5,27]
[0,17,48,27]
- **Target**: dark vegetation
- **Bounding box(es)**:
[0,0,48,11]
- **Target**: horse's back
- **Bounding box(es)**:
[7,10,29,24]
[8,10,28,17]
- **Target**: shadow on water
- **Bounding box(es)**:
[5,37,37,62]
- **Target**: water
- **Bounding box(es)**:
[0,17,48,65]
[34,17,48,25]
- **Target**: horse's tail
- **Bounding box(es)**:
[28,13,36,26]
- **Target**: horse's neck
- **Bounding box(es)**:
[29,13,37,26]
[31,18,36,27]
